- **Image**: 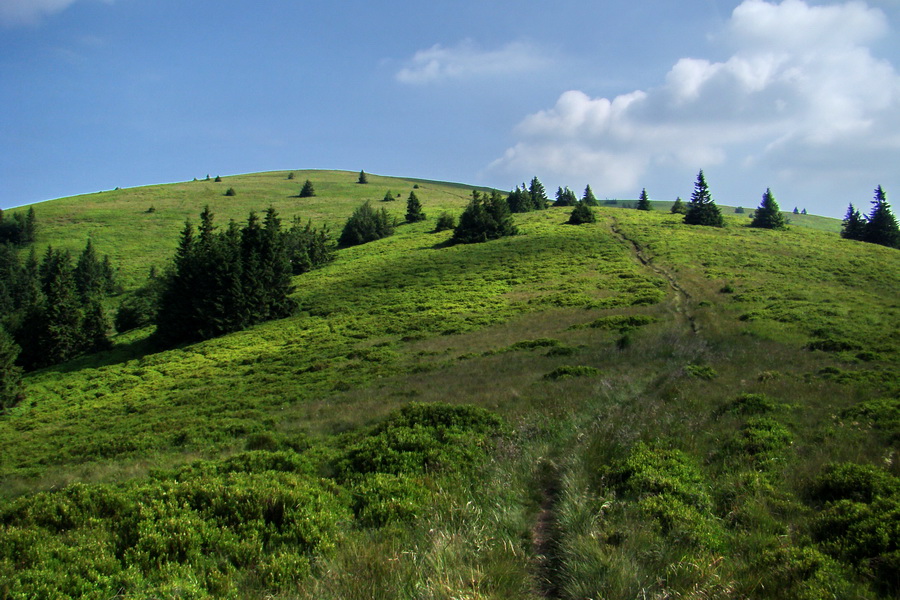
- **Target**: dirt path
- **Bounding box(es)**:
[609,218,700,335]
[531,459,562,599]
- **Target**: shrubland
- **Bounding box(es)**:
[0,170,897,599]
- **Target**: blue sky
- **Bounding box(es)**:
[2,0,899,217]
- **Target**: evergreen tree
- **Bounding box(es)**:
[81,297,112,353]
[528,177,549,210]
[750,188,786,230]
[338,201,395,247]
[358,170,368,184]
[0,326,24,411]
[383,190,395,202]
[582,185,599,206]
[507,186,530,213]
[405,191,426,223]
[554,186,578,207]
[74,239,104,301]
[23,208,36,244]
[671,197,687,214]
[568,201,596,225]
[434,212,456,232]
[452,191,517,244]
[863,186,900,248]
[636,188,652,211]
[841,203,867,241]
[684,171,724,227]
[225,187,236,197]
[299,179,316,198]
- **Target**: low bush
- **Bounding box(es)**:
[543,365,601,380]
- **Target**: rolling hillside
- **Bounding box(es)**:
[1,171,898,599]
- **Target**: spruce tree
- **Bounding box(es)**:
[750,188,786,230]
[383,190,395,202]
[74,239,103,301]
[684,171,724,227]
[582,185,599,206]
[406,191,426,223]
[863,186,900,248]
[636,188,652,211]
[338,201,394,247]
[528,177,549,210]
[841,203,867,241]
[554,186,578,207]
[298,179,316,198]
[358,170,368,184]
[0,326,24,411]
[434,212,456,232]
[452,191,517,244]
[507,186,530,213]
[568,201,596,225]
[671,197,687,214]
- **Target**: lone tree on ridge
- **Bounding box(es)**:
[750,188,786,230]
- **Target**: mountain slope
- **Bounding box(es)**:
[1,171,897,599]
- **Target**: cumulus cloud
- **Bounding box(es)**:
[0,0,108,26]
[488,0,900,203]
[396,39,552,84]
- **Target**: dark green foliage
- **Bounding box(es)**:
[567,201,596,224]
[636,188,652,211]
[684,364,717,380]
[671,196,687,214]
[0,207,37,246]
[357,170,368,184]
[350,473,428,527]
[0,468,349,598]
[751,188,786,230]
[582,185,599,206]
[734,206,745,214]
[338,201,395,247]
[224,187,236,196]
[74,239,117,301]
[114,272,161,332]
[725,393,781,415]
[382,190,395,202]
[287,172,295,180]
[863,186,899,248]
[283,216,335,274]
[841,203,867,241]
[529,177,549,209]
[684,171,724,227]
[405,191,426,223]
[214,175,222,182]
[451,190,518,244]
[81,297,113,353]
[434,212,456,232]
[338,403,503,477]
[553,186,578,207]
[155,207,298,344]
[543,365,600,380]
[584,314,658,330]
[0,326,24,411]
[298,179,316,198]
[807,465,900,594]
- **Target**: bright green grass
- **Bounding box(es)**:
[1,172,898,599]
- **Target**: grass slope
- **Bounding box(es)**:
[0,171,897,599]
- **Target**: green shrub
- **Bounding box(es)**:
[350,473,429,527]
[731,416,792,459]
[433,212,456,232]
[338,201,395,247]
[808,463,898,505]
[543,365,601,380]
[726,393,781,415]
[609,442,712,511]
[584,314,657,330]
[685,364,717,380]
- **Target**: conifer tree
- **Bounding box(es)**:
[434,212,456,232]
[299,179,316,198]
[405,191,426,223]
[671,197,687,214]
[636,188,652,211]
[863,186,900,248]
[528,177,549,210]
[841,203,866,241]
[684,171,724,227]
[452,191,517,244]
[0,326,24,411]
[568,201,596,225]
[750,188,786,230]
[507,186,530,213]
[338,201,395,247]
[383,190,395,202]
[74,239,103,301]
[582,185,599,206]
[358,170,368,184]
[81,297,112,353]
[554,186,578,207]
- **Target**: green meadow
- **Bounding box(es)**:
[1,170,898,599]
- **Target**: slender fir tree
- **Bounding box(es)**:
[406,191,426,223]
[671,197,687,214]
[582,185,599,206]
[528,177,549,210]
[841,203,867,241]
[750,188,786,230]
[863,186,900,248]
[0,326,24,411]
[358,170,368,184]
[636,188,652,211]
[298,179,316,198]
[684,171,724,227]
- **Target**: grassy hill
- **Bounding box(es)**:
[1,171,898,599]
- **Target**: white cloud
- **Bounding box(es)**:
[0,0,109,26]
[488,0,900,206]
[396,39,552,85]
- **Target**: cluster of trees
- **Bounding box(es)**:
[506,178,549,213]
[0,207,36,246]
[155,207,331,344]
[452,190,517,244]
[0,240,118,373]
[338,201,396,247]
[841,186,899,249]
